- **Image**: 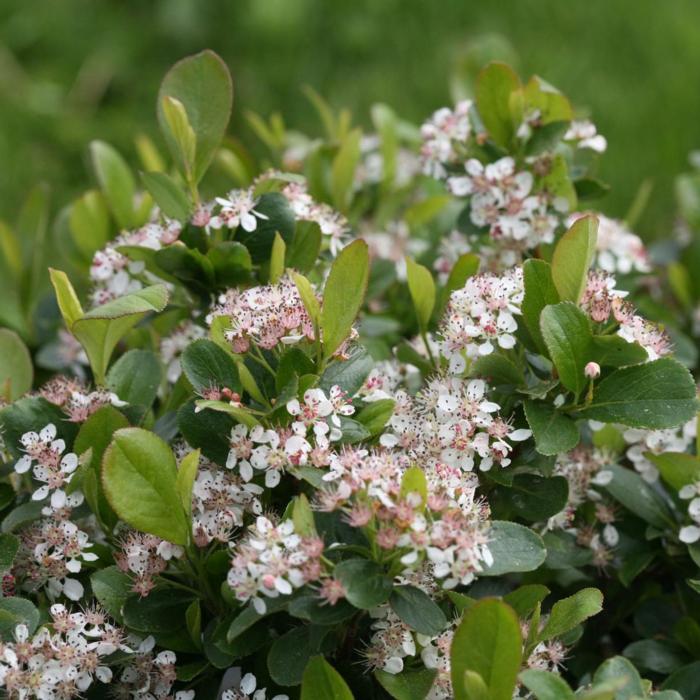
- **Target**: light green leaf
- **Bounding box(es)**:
[451,598,522,700]
[331,128,362,211]
[106,349,161,408]
[503,585,550,618]
[292,272,321,328]
[301,656,354,700]
[539,588,603,641]
[406,257,436,332]
[102,428,190,544]
[161,96,197,182]
[540,302,592,397]
[321,239,369,360]
[292,494,317,537]
[524,400,580,456]
[158,50,233,183]
[646,452,700,492]
[551,215,598,304]
[578,358,698,429]
[270,231,286,284]
[476,62,522,149]
[90,140,137,229]
[176,449,200,516]
[0,598,40,641]
[0,329,33,401]
[522,259,560,355]
[141,171,192,221]
[375,668,437,700]
[593,656,644,699]
[69,190,111,260]
[519,670,574,700]
[400,466,428,508]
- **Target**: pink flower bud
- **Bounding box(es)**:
[584,361,601,379]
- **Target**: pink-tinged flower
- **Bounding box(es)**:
[585,361,601,379]
[211,188,269,232]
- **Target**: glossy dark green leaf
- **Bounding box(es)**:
[390,585,447,636]
[524,400,580,456]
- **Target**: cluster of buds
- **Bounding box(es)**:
[39,376,125,422]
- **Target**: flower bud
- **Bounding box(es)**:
[584,361,601,379]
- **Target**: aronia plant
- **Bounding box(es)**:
[0,50,699,699]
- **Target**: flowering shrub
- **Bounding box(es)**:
[0,51,699,699]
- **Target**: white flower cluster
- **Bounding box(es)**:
[90,219,181,305]
[0,606,130,699]
[439,267,524,372]
[448,157,562,254]
[222,672,288,700]
[227,516,324,613]
[382,375,530,473]
[420,100,473,178]
[39,376,125,423]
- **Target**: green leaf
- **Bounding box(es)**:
[331,128,361,211]
[601,463,674,529]
[69,190,110,260]
[482,521,547,576]
[451,598,522,700]
[551,215,598,304]
[509,474,569,522]
[292,494,317,537]
[590,335,648,368]
[539,588,603,641]
[522,259,560,355]
[471,354,524,387]
[208,241,252,286]
[476,62,522,149]
[178,400,233,464]
[141,171,192,221]
[406,257,436,332]
[462,671,490,700]
[524,400,580,456]
[181,339,239,393]
[319,346,374,395]
[176,448,200,516]
[161,96,197,182]
[519,670,574,700]
[375,668,437,700]
[123,588,194,633]
[578,358,698,429]
[102,427,190,544]
[270,231,286,284]
[439,253,480,313]
[356,399,395,437]
[106,349,162,409]
[288,221,323,273]
[301,656,354,700]
[0,598,40,641]
[91,566,131,623]
[540,302,592,397]
[646,452,700,491]
[400,466,429,508]
[292,271,321,329]
[227,596,291,643]
[593,656,645,699]
[237,192,295,263]
[268,625,328,686]
[0,328,32,401]
[158,50,233,183]
[334,558,393,609]
[186,599,202,647]
[0,534,19,574]
[90,140,137,229]
[503,585,550,618]
[321,239,370,360]
[390,585,447,636]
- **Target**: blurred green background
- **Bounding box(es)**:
[1,0,699,237]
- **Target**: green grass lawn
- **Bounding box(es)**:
[1,0,699,237]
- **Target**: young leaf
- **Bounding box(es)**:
[476,62,522,149]
[390,585,447,636]
[503,585,550,618]
[0,329,33,401]
[321,239,369,361]
[578,358,698,429]
[524,400,580,456]
[646,452,700,492]
[301,656,354,700]
[331,128,361,211]
[292,272,321,329]
[176,448,200,516]
[269,231,286,284]
[551,215,598,304]
[538,588,603,641]
[140,171,192,221]
[69,190,110,260]
[406,257,436,332]
[522,259,560,355]
[106,349,162,409]
[540,302,592,397]
[102,428,190,544]
[90,140,137,229]
[400,466,428,508]
[158,50,233,183]
[161,96,197,182]
[451,598,522,700]
[374,668,437,700]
